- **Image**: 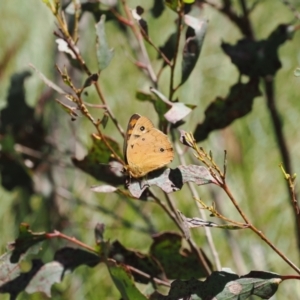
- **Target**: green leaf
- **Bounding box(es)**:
[29,248,100,297]
[72,134,124,185]
[150,232,211,279]
[0,244,42,299]
[107,259,148,300]
[10,223,47,263]
[108,241,164,284]
[136,90,156,102]
[41,0,53,9]
[0,259,46,299]
[135,90,169,123]
[152,270,281,299]
[96,15,114,71]
[164,0,181,12]
[55,99,78,121]
[30,64,67,94]
[181,16,207,85]
[82,73,99,89]
[24,261,65,297]
[0,246,100,299]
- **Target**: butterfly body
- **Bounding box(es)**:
[124,114,174,178]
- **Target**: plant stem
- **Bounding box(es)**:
[263,77,300,251]
[169,9,184,100]
[174,141,220,271]
[222,182,300,274]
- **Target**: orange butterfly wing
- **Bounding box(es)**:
[124,114,174,178]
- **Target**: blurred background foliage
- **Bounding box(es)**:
[1,0,300,299]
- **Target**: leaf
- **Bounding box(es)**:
[238,271,281,299]
[25,248,99,297]
[99,0,118,7]
[164,102,193,124]
[158,32,178,67]
[96,15,114,71]
[72,134,124,185]
[0,244,41,281]
[148,87,194,125]
[181,16,207,85]
[0,245,42,299]
[107,259,148,300]
[94,223,106,244]
[128,164,217,199]
[165,0,181,12]
[10,223,47,263]
[179,129,194,147]
[91,184,118,193]
[55,38,79,59]
[0,245,101,299]
[178,211,247,230]
[136,90,156,102]
[55,98,78,121]
[136,90,168,123]
[194,78,261,142]
[151,0,165,18]
[221,24,293,77]
[30,64,67,94]
[54,247,100,271]
[82,73,99,89]
[0,259,46,299]
[131,6,148,36]
[151,270,281,299]
[108,241,165,284]
[150,232,211,279]
[81,2,117,22]
[24,261,65,297]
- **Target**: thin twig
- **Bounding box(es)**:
[128,266,171,287]
[281,0,300,20]
[263,77,300,250]
[174,140,221,271]
[119,0,157,86]
[152,191,211,276]
[169,8,184,100]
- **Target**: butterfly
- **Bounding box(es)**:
[123,114,174,178]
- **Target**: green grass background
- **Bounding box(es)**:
[1,0,300,299]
